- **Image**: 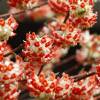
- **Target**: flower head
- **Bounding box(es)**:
[0,15,18,41]
[0,56,23,100]
[23,32,54,66]
[26,69,97,100]
[51,22,81,46]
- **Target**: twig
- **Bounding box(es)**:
[4,43,23,57]
[73,71,96,82]
[37,65,44,76]
[37,54,75,75]
[63,11,70,23]
[38,55,75,76]
[0,1,48,18]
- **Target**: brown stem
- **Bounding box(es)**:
[38,55,75,76]
[38,65,44,76]
[94,92,100,97]
[73,71,96,82]
[63,11,70,23]
[4,43,23,57]
[0,1,48,18]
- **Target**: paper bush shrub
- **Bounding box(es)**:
[0,0,99,100]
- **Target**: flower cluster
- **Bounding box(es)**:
[70,74,96,100]
[68,0,97,28]
[49,0,97,28]
[0,81,19,100]
[0,15,18,41]
[48,0,95,16]
[0,56,23,100]
[23,32,54,68]
[76,31,100,65]
[0,41,12,56]
[51,22,81,46]
[48,0,69,15]
[26,71,73,99]
[40,20,81,47]
[26,69,97,100]
[8,0,39,9]
[0,58,22,83]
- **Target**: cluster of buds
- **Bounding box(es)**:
[23,32,54,67]
[0,56,23,100]
[48,0,69,15]
[69,10,97,29]
[26,71,73,100]
[8,0,39,9]
[51,22,81,46]
[49,0,97,28]
[0,81,19,100]
[0,15,18,41]
[70,74,96,100]
[0,41,12,56]
[48,0,95,16]
[0,58,22,83]
[76,31,100,65]
[68,0,97,28]
[40,20,81,47]
[26,69,97,100]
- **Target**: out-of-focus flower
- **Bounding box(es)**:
[8,0,39,10]
[0,15,18,41]
[29,5,54,21]
[76,31,100,65]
